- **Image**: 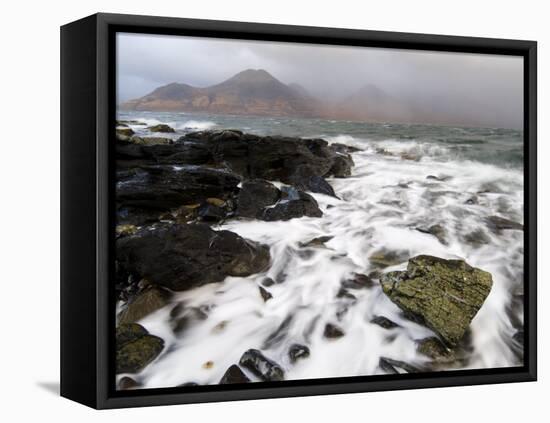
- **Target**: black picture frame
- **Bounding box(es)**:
[60,12,537,409]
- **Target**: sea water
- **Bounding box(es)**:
[117,111,524,387]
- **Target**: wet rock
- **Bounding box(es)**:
[370,316,400,329]
[417,337,455,362]
[116,224,138,238]
[323,323,345,339]
[415,224,447,245]
[118,285,171,324]
[116,323,164,374]
[182,130,353,183]
[118,119,146,126]
[130,136,173,146]
[259,286,273,302]
[239,349,285,381]
[485,215,524,232]
[336,288,356,300]
[299,235,333,248]
[379,357,422,373]
[330,143,361,154]
[118,376,140,390]
[219,365,251,384]
[342,273,375,289]
[117,223,271,291]
[236,179,280,218]
[463,228,491,247]
[148,123,175,133]
[116,165,241,211]
[327,154,354,178]
[261,187,322,221]
[381,255,493,346]
[285,165,337,197]
[289,344,310,363]
[465,195,478,205]
[117,127,135,138]
[369,249,409,268]
[197,202,226,222]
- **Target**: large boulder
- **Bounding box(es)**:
[182,130,353,184]
[148,123,175,133]
[116,323,164,374]
[116,165,240,210]
[381,255,492,346]
[283,165,337,197]
[116,223,271,291]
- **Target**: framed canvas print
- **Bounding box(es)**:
[60,13,537,409]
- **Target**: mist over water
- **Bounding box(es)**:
[117,111,524,388]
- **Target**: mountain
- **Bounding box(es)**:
[121,69,322,117]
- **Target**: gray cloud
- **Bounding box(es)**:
[117,32,523,128]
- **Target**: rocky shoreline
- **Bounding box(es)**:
[114,122,507,389]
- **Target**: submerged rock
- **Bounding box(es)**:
[285,165,337,197]
[342,273,375,289]
[299,235,334,248]
[416,337,456,363]
[288,344,310,363]
[463,228,491,247]
[148,123,175,133]
[239,349,285,381]
[381,255,493,346]
[379,357,423,374]
[117,223,271,291]
[370,316,400,329]
[116,323,164,374]
[219,365,250,384]
[415,224,448,245]
[485,215,524,232]
[118,285,171,324]
[369,249,409,268]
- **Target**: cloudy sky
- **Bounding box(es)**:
[117,32,523,128]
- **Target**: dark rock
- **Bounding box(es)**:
[330,143,361,154]
[381,255,493,346]
[117,127,135,138]
[130,136,173,146]
[426,175,451,182]
[285,165,337,197]
[116,323,164,374]
[261,187,322,221]
[239,349,285,381]
[485,215,524,232]
[336,288,356,300]
[327,154,354,178]
[236,179,280,218]
[148,123,175,133]
[379,357,422,373]
[369,249,408,268]
[118,376,140,390]
[371,316,400,329]
[342,273,375,289]
[219,365,251,384]
[417,337,455,362]
[116,165,240,210]
[178,382,200,387]
[181,130,352,183]
[259,286,273,302]
[289,344,310,363]
[197,202,226,222]
[299,235,333,248]
[118,285,171,324]
[118,119,146,126]
[117,223,271,291]
[415,224,447,245]
[323,323,345,339]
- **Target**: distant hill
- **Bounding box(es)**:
[121,69,322,117]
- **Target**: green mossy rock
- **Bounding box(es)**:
[116,127,135,137]
[148,124,175,133]
[381,255,492,346]
[118,286,171,324]
[116,323,164,374]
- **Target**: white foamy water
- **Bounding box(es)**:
[118,134,524,388]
